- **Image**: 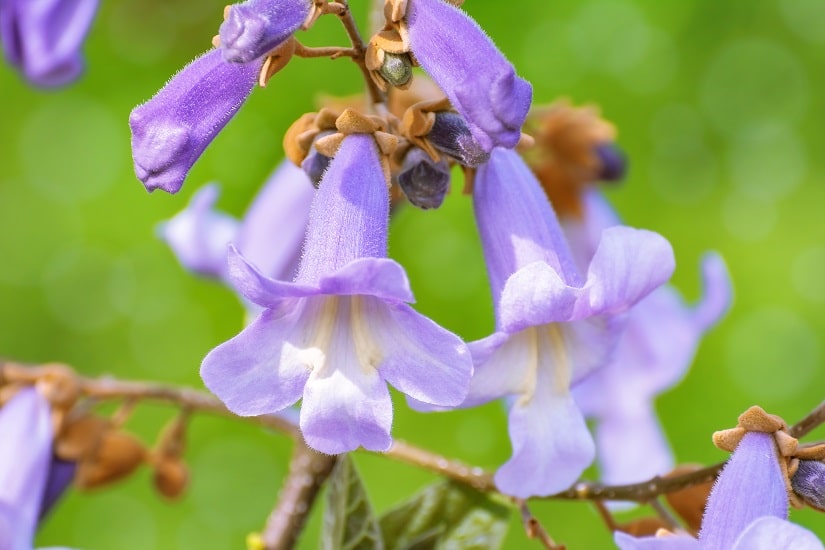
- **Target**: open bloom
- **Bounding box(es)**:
[0,388,54,550]
[465,148,674,498]
[129,49,261,194]
[407,0,532,151]
[201,133,472,454]
[160,161,314,285]
[568,191,732,486]
[0,0,98,87]
[615,432,824,549]
[219,0,309,63]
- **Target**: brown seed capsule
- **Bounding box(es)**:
[616,517,671,537]
[54,413,108,462]
[75,431,146,489]
[153,457,189,499]
[664,464,714,533]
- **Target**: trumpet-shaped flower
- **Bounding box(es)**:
[569,191,732,486]
[465,148,674,498]
[407,0,532,152]
[0,0,98,87]
[201,133,472,454]
[0,387,54,550]
[160,161,314,284]
[129,49,260,194]
[219,0,310,63]
[615,432,824,549]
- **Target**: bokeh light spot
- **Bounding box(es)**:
[779,0,825,44]
[791,246,825,304]
[721,193,776,242]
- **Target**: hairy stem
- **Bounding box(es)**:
[333,0,385,105]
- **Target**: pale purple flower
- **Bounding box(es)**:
[129,49,261,194]
[615,432,824,549]
[0,0,98,87]
[407,0,532,152]
[569,191,732,486]
[160,161,314,284]
[0,387,53,550]
[463,148,674,498]
[219,0,310,63]
[201,134,472,454]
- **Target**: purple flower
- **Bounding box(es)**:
[160,161,314,284]
[219,0,310,63]
[0,0,98,87]
[201,133,472,454]
[0,387,54,550]
[569,191,732,486]
[615,432,824,549]
[407,0,532,152]
[129,49,261,194]
[464,148,674,498]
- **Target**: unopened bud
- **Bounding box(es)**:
[301,132,333,188]
[76,431,146,489]
[153,457,189,499]
[664,464,713,532]
[397,148,451,210]
[594,142,626,182]
[428,112,490,167]
[617,517,670,537]
[379,52,413,88]
[792,460,825,512]
[55,413,108,462]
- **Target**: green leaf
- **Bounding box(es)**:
[322,455,385,550]
[379,481,510,550]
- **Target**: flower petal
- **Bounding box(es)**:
[581,226,675,317]
[732,516,823,550]
[226,245,318,308]
[494,385,594,498]
[200,306,311,416]
[498,261,579,333]
[461,331,526,407]
[691,252,732,331]
[318,258,414,303]
[219,0,310,63]
[701,432,788,550]
[371,302,471,407]
[159,184,240,278]
[129,49,260,194]
[614,531,701,550]
[407,0,531,151]
[300,328,393,454]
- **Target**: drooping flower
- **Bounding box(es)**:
[219,0,310,63]
[0,0,98,87]
[615,431,824,550]
[406,0,532,152]
[129,49,261,194]
[0,387,54,550]
[463,148,674,498]
[160,161,314,285]
[201,132,472,454]
[568,191,732,487]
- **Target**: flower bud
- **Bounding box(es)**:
[595,142,626,182]
[397,148,451,209]
[301,132,334,188]
[427,112,490,167]
[153,457,189,499]
[219,0,310,63]
[791,460,825,512]
[379,52,413,88]
[75,431,146,489]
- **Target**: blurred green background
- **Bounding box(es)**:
[0,0,823,547]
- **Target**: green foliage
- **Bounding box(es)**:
[379,481,510,550]
[323,456,384,550]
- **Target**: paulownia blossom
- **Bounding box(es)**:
[0,0,98,87]
[568,191,732,487]
[218,0,309,63]
[406,0,532,152]
[129,49,261,194]
[160,161,314,285]
[201,133,472,454]
[615,432,824,549]
[0,388,57,550]
[465,148,675,498]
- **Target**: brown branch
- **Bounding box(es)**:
[385,440,496,491]
[517,499,565,550]
[293,42,358,59]
[260,440,338,550]
[790,399,825,438]
[333,0,385,105]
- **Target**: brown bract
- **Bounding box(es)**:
[712,405,825,509]
[524,101,617,219]
[399,97,451,162]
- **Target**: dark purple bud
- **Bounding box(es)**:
[792,460,825,511]
[397,148,451,210]
[379,52,413,88]
[219,0,310,63]
[301,132,333,188]
[428,112,490,168]
[129,49,260,194]
[594,142,626,182]
[0,0,99,87]
[38,457,76,520]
